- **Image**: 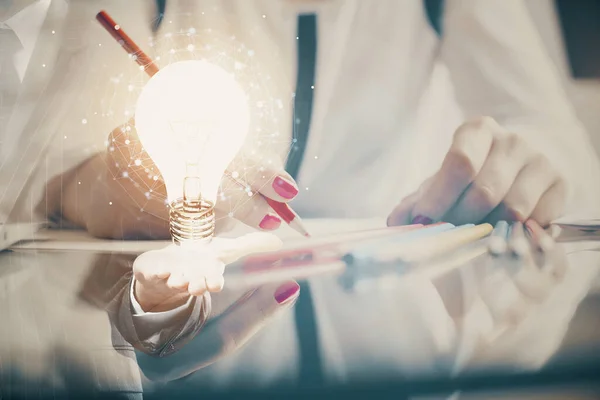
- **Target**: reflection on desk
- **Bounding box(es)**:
[1,219,600,399]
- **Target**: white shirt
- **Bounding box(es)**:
[0,0,51,81]
[0,0,51,160]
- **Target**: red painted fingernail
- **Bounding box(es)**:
[274,281,300,304]
[412,215,433,225]
[259,214,282,230]
[272,176,298,199]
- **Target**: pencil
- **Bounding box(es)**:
[96,10,311,238]
[488,220,509,256]
[525,219,554,253]
[358,223,493,264]
[508,221,529,258]
[244,223,427,268]
[348,222,456,261]
[96,11,160,77]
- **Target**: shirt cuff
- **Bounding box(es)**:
[130,278,194,334]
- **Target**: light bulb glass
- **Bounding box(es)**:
[135,60,250,205]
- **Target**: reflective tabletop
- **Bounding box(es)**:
[1,219,600,399]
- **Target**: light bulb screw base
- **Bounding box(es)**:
[169,198,215,245]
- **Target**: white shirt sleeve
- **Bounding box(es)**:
[129,278,195,339]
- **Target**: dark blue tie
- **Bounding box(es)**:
[285,14,323,386]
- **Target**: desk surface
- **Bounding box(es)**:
[1,219,600,399]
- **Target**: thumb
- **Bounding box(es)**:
[387,191,419,226]
[136,281,299,382]
[387,177,435,226]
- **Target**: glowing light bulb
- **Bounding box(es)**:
[135,60,250,244]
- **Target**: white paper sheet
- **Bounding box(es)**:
[9,218,386,255]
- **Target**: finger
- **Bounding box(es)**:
[204,274,225,293]
[133,250,173,282]
[137,281,300,382]
[166,272,190,291]
[183,253,225,295]
[187,276,208,297]
[501,155,559,222]
[228,153,298,202]
[411,117,497,223]
[387,191,420,226]
[481,203,520,226]
[217,174,282,231]
[445,134,532,225]
[529,179,568,227]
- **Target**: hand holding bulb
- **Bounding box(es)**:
[132,231,285,312]
[70,69,299,240]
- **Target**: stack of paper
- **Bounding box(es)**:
[9,219,387,255]
[552,217,600,242]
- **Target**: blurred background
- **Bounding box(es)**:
[526,0,599,154]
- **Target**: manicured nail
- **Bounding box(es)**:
[259,214,282,230]
[274,281,300,304]
[412,215,433,225]
[272,176,298,199]
[386,215,398,227]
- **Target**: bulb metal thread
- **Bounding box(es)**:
[169,198,215,244]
